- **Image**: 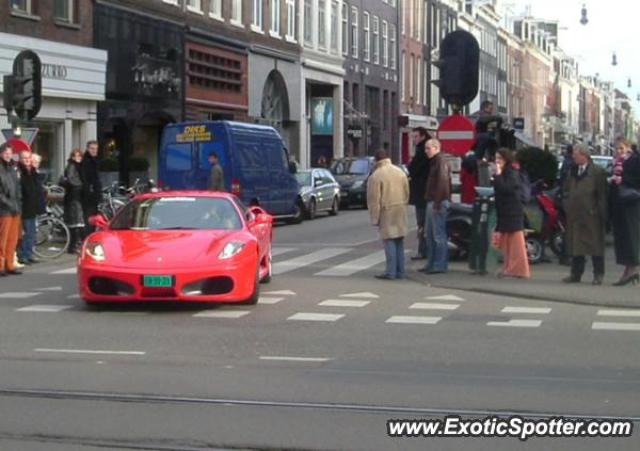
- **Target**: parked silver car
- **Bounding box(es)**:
[295,169,341,219]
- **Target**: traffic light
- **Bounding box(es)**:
[6,50,42,121]
[432,30,480,111]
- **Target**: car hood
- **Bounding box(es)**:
[87,229,250,269]
[333,174,368,188]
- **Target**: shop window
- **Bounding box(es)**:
[54,0,74,23]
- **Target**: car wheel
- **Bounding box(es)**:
[306,198,317,220]
[288,198,304,224]
[526,236,544,264]
[329,196,339,216]
[240,265,260,305]
[260,246,272,284]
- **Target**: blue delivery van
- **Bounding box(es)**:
[158,121,301,219]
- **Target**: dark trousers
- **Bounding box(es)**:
[571,256,604,278]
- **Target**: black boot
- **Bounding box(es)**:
[68,228,79,254]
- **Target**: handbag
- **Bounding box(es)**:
[619,185,640,202]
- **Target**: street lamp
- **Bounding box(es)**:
[580,4,588,25]
[628,78,632,88]
[612,52,618,66]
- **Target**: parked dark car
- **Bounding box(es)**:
[295,169,340,219]
[330,157,375,208]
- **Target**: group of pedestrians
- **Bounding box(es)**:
[367,129,640,287]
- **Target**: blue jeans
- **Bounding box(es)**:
[424,201,449,272]
[383,237,405,279]
[19,217,36,261]
[415,206,427,257]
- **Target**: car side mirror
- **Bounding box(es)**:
[314,178,323,187]
[89,214,109,230]
[255,213,273,225]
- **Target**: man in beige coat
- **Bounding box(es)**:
[367,150,410,280]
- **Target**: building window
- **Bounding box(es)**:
[409,53,415,99]
[363,12,370,62]
[304,0,313,44]
[401,51,406,101]
[162,0,178,4]
[209,0,222,19]
[188,48,243,94]
[382,20,388,67]
[252,0,263,30]
[12,0,33,14]
[390,25,396,70]
[54,0,73,22]
[417,56,422,104]
[372,16,379,65]
[318,0,327,49]
[230,0,242,25]
[330,1,339,53]
[350,6,358,58]
[286,0,296,40]
[342,3,348,55]
[186,0,202,13]
[271,0,281,35]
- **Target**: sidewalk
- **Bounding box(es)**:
[407,248,640,308]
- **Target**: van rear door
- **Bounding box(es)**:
[231,131,271,210]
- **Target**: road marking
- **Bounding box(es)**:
[287,313,345,322]
[67,294,81,300]
[592,322,640,331]
[36,287,63,292]
[597,309,640,318]
[51,267,77,275]
[385,315,442,325]
[272,248,350,275]
[258,296,285,305]
[501,307,552,315]
[340,292,379,299]
[16,305,72,313]
[410,302,460,311]
[487,319,542,328]
[259,356,332,362]
[314,250,386,277]
[271,247,297,257]
[425,294,466,302]
[318,299,370,308]
[193,310,251,319]
[34,348,146,356]
[0,292,42,299]
[262,290,296,296]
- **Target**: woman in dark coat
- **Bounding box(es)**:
[610,139,640,286]
[492,148,530,279]
[17,151,42,264]
[63,149,85,253]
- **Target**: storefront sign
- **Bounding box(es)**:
[176,125,212,142]
[41,63,68,79]
[347,126,363,139]
[311,98,334,135]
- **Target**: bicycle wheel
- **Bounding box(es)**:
[34,217,71,259]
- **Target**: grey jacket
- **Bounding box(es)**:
[209,164,225,192]
[0,159,21,216]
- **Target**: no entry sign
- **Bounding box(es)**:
[437,114,476,156]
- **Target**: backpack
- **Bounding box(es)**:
[518,170,532,205]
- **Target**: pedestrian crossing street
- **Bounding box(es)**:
[5,288,640,332]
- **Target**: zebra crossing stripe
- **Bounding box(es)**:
[287,313,344,322]
[592,322,640,331]
[272,248,350,275]
[597,309,640,317]
[193,310,251,319]
[410,303,460,311]
[16,305,72,312]
[258,297,285,305]
[501,307,552,315]
[487,319,542,328]
[51,267,77,275]
[385,316,442,325]
[318,299,370,308]
[0,292,42,299]
[271,247,297,257]
[314,250,386,277]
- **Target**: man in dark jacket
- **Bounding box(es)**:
[17,151,42,265]
[81,140,102,236]
[408,127,430,260]
[0,143,22,275]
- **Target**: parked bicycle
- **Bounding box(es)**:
[34,205,71,260]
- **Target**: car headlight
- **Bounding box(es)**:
[219,241,246,259]
[85,242,106,262]
[351,180,364,190]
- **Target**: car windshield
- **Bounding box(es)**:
[110,197,243,231]
[295,171,312,186]
[331,159,370,175]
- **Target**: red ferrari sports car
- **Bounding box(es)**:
[78,191,273,305]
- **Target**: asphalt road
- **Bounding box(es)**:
[0,208,639,450]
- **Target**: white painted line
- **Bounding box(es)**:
[287,313,345,322]
[385,316,442,325]
[271,247,297,257]
[0,292,42,299]
[258,297,285,305]
[193,310,251,319]
[425,294,465,302]
[315,250,386,277]
[341,292,380,299]
[16,305,73,313]
[439,131,475,140]
[34,348,146,356]
[597,310,640,318]
[318,299,370,308]
[36,287,63,292]
[487,319,542,328]
[262,290,296,296]
[51,267,77,275]
[259,356,332,362]
[410,302,460,311]
[67,294,81,300]
[501,307,552,315]
[272,248,350,275]
[592,322,640,331]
